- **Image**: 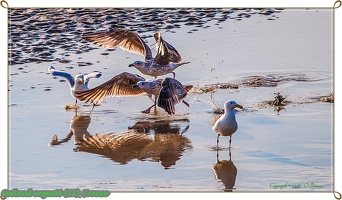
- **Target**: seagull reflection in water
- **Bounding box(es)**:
[49,111,192,169]
[212,148,237,192]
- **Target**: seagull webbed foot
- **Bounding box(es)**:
[141,105,155,114]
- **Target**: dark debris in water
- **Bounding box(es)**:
[190,73,321,95]
[209,145,229,152]
[77,61,93,67]
[320,94,334,103]
[270,92,287,106]
[8,8,283,66]
[309,94,334,103]
[263,92,290,114]
[191,83,238,94]
[240,73,321,88]
[65,104,79,110]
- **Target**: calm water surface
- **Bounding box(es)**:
[9,8,333,192]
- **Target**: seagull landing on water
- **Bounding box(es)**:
[48,66,102,107]
[73,72,192,115]
[82,28,190,79]
[212,100,243,148]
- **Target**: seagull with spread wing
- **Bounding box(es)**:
[82,28,190,79]
[73,72,192,115]
[48,66,102,107]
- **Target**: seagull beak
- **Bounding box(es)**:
[175,62,190,67]
[128,64,134,67]
[236,104,243,109]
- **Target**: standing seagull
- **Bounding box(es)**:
[73,72,192,115]
[48,66,102,106]
[212,100,243,148]
[82,28,190,79]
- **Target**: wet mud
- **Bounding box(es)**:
[9,8,283,66]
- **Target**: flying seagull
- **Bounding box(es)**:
[212,100,243,148]
[73,72,192,115]
[48,66,102,106]
[82,28,190,79]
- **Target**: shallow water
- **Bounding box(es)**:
[9,8,333,192]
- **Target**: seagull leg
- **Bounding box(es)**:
[141,105,154,114]
[171,72,176,78]
[216,135,219,149]
[75,99,78,106]
[142,95,158,114]
[91,103,96,111]
[153,96,157,115]
[182,100,190,107]
[229,136,232,149]
[147,94,154,101]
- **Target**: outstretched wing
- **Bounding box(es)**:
[48,66,75,88]
[84,72,102,86]
[83,28,153,61]
[157,78,188,115]
[74,72,146,105]
[153,32,182,65]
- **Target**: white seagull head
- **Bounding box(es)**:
[133,80,162,97]
[128,61,145,68]
[75,74,85,84]
[224,100,243,111]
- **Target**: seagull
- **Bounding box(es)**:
[212,100,243,148]
[48,66,102,106]
[133,77,192,115]
[73,72,192,115]
[157,77,192,115]
[82,28,190,79]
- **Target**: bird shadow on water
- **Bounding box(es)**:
[212,148,237,192]
[48,110,192,169]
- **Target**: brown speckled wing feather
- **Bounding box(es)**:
[74,72,146,105]
[157,78,187,115]
[211,115,222,127]
[83,28,153,61]
[153,33,182,65]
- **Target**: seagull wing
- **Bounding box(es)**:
[48,66,75,88]
[157,78,188,115]
[84,72,102,86]
[211,115,223,127]
[153,33,182,65]
[83,28,153,61]
[74,72,146,105]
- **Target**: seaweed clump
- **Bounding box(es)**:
[272,92,286,106]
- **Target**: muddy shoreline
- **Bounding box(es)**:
[9,8,282,65]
